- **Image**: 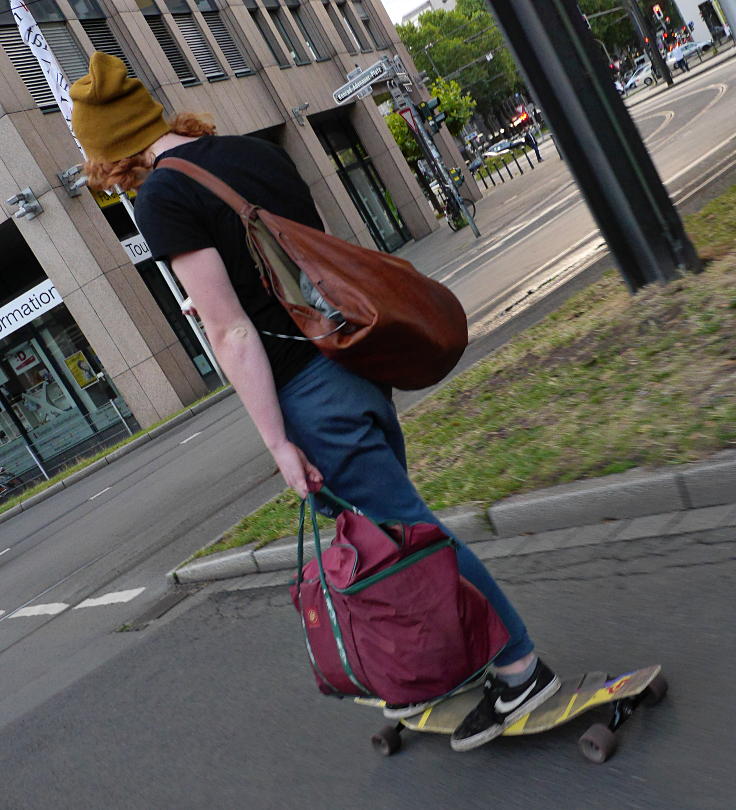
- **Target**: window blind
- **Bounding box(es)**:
[173,13,225,79]
[145,15,198,84]
[79,19,137,75]
[201,11,251,74]
[0,22,86,110]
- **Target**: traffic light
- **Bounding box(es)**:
[417,97,440,120]
[417,97,446,134]
[448,167,464,187]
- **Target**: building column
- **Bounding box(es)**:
[0,112,207,429]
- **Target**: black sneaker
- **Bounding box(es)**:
[383,672,486,720]
[450,659,561,752]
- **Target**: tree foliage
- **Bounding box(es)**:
[385,111,421,164]
[580,0,683,60]
[579,0,640,56]
[428,77,476,136]
[384,78,475,164]
[396,4,521,121]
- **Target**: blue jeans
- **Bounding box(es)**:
[278,354,533,666]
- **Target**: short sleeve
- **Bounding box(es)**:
[134,170,215,261]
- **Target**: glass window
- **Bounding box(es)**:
[0,220,138,485]
[136,0,162,16]
[323,1,355,52]
[289,3,329,60]
[0,0,63,25]
[163,0,190,12]
[66,0,103,18]
[250,8,289,67]
[267,7,308,64]
[352,0,386,49]
[336,0,368,50]
[313,116,409,253]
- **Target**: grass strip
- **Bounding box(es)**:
[196,184,736,557]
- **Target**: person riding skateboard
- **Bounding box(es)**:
[70,51,561,751]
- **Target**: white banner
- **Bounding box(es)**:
[0,279,63,339]
[10,0,83,153]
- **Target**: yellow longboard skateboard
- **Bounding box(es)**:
[357,664,667,763]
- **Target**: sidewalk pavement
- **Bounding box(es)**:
[170,448,736,585]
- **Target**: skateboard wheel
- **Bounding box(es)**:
[371,725,402,756]
[578,723,617,764]
[643,673,668,706]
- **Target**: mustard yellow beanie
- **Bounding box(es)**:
[71,52,171,161]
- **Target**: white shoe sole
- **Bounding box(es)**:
[450,675,562,752]
[383,673,488,720]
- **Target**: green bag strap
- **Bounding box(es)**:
[297,492,372,696]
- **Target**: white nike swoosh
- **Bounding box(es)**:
[494,680,537,714]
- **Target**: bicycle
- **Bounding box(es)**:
[445,195,476,232]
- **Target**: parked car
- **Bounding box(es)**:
[482,137,524,157]
[624,63,654,90]
[665,40,712,64]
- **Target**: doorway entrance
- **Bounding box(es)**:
[312,113,410,253]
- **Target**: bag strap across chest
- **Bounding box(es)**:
[157,156,257,220]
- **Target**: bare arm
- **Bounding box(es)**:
[171,247,322,498]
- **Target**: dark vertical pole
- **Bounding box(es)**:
[484,0,701,291]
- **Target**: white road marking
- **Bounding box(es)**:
[74,588,145,609]
[179,432,202,445]
[0,548,10,556]
[0,610,5,617]
[89,487,112,501]
[11,603,68,617]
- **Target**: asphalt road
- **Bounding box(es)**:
[406,48,736,334]
[1,48,735,795]
[1,527,733,809]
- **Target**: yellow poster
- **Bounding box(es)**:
[65,351,97,388]
[90,187,137,209]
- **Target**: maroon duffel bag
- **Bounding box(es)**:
[290,488,509,705]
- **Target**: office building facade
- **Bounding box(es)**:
[0,0,467,481]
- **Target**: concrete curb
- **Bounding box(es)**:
[487,451,736,537]
[170,451,736,584]
[168,507,490,584]
[0,387,234,526]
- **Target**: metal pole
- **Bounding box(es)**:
[484,0,700,290]
[117,193,227,387]
[108,398,134,438]
[412,103,481,237]
[24,442,49,480]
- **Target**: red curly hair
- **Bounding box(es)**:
[84,112,216,191]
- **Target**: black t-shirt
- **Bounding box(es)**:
[134,134,320,389]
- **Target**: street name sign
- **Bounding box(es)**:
[332,60,390,104]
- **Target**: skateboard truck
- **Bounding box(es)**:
[578,671,668,763]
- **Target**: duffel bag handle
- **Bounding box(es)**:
[297,490,371,695]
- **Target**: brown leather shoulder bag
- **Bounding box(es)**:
[158,156,468,390]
